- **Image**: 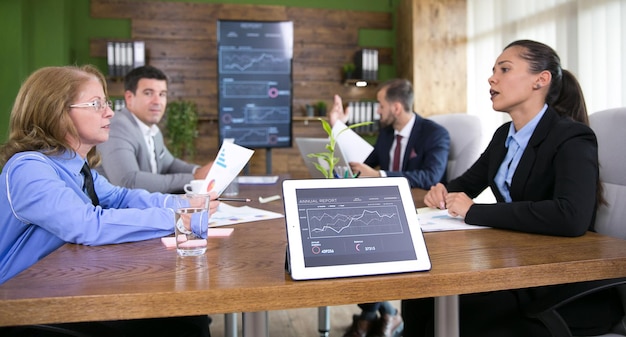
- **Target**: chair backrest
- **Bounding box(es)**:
[589,107,626,240]
[428,113,482,181]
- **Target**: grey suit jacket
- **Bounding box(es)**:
[96,108,197,193]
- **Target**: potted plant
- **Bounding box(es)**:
[307,118,373,178]
[305,104,315,117]
[315,101,327,116]
[165,99,198,160]
[342,62,356,81]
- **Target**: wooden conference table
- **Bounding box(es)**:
[2,177,626,337]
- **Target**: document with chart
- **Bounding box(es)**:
[282,177,431,280]
[205,141,254,196]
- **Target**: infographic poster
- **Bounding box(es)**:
[217,21,293,148]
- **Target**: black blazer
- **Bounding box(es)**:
[365,113,450,189]
[449,107,599,236]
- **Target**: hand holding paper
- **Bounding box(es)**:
[332,120,374,163]
[204,142,254,196]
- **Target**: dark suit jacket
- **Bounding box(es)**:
[365,113,450,189]
[401,109,619,337]
[448,107,599,236]
[96,108,197,193]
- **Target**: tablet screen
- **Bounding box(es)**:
[283,177,431,280]
[296,185,417,267]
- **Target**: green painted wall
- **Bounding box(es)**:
[0,0,26,143]
[0,0,398,143]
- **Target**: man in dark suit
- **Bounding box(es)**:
[96,66,212,193]
[330,79,450,337]
[331,78,450,189]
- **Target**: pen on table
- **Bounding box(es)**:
[217,197,251,202]
[353,171,361,178]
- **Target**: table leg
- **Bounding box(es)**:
[317,306,330,337]
[242,311,268,337]
[224,313,238,337]
[434,295,459,337]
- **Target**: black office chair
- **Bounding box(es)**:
[524,108,626,337]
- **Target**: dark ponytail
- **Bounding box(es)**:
[552,69,589,124]
[505,40,603,207]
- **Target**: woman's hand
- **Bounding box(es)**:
[444,192,473,218]
[424,183,448,210]
[208,191,219,215]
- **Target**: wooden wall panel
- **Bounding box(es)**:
[397,0,467,117]
[396,0,416,83]
[285,7,391,30]
[91,1,288,21]
[132,20,216,41]
[90,0,392,176]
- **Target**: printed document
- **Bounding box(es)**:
[332,120,374,163]
[417,208,489,232]
[205,141,254,196]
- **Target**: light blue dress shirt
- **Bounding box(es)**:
[0,150,177,284]
[494,104,548,202]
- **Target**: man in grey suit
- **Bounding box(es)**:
[96,66,212,193]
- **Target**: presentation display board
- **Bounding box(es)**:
[217,21,293,148]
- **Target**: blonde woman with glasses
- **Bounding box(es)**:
[0,65,216,337]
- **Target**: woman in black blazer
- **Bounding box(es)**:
[402,40,623,336]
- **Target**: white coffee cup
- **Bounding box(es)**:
[183,179,209,194]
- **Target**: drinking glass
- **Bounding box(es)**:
[173,194,210,256]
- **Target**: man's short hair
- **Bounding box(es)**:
[380,78,414,112]
[124,65,168,93]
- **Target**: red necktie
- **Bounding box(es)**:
[392,134,403,171]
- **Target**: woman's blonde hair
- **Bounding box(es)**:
[0,65,107,167]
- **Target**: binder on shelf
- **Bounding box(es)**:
[113,42,123,78]
[107,42,115,78]
[346,100,379,134]
[106,40,146,79]
[133,41,145,68]
[354,49,379,81]
[371,49,378,81]
[113,99,126,112]
[124,42,133,75]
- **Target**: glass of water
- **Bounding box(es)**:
[173,193,210,257]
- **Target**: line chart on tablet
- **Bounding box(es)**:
[306,206,404,238]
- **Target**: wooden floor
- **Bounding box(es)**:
[209,301,401,337]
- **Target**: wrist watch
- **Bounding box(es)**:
[175,217,192,234]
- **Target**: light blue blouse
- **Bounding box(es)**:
[494,104,548,202]
[0,150,177,284]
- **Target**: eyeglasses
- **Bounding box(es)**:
[69,99,113,112]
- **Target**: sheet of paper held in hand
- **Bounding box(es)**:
[417,208,489,232]
[332,120,374,163]
[205,141,254,196]
[209,202,284,227]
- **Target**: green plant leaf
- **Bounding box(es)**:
[165,100,198,160]
[306,119,374,179]
[319,118,332,136]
